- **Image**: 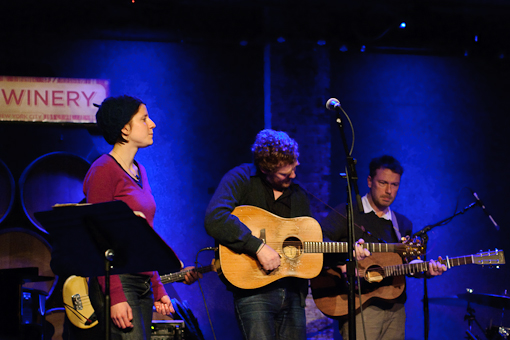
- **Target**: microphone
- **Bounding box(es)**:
[472,191,499,230]
[326,98,341,111]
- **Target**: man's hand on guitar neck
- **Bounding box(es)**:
[409,256,447,278]
[336,239,371,284]
[355,239,371,261]
[181,266,202,284]
[427,256,447,276]
[256,244,281,271]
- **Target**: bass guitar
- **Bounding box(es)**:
[310,249,505,317]
[64,264,215,329]
[63,276,98,329]
[217,205,423,289]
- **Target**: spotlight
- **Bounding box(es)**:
[317,40,326,46]
[399,22,406,29]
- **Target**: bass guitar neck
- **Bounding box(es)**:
[160,264,215,284]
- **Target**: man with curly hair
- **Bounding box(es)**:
[205,129,311,340]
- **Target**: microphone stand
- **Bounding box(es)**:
[413,201,479,340]
[333,106,363,340]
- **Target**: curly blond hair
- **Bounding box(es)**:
[251,129,299,174]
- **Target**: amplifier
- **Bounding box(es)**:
[151,320,185,340]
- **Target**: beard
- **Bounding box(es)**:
[271,179,292,192]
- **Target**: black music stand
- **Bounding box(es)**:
[35,201,182,340]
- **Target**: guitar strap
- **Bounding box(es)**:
[390,210,401,240]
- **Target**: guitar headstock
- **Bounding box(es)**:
[473,249,505,266]
[395,236,425,259]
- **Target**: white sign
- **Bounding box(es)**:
[0,76,109,123]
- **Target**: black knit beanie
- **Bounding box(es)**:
[95,95,144,145]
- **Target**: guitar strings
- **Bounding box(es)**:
[64,303,95,323]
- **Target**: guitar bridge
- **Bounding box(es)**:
[72,294,83,310]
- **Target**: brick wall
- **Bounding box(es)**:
[267,41,337,339]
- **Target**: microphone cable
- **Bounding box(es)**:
[195,247,218,340]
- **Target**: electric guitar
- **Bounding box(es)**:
[64,264,216,329]
[63,276,98,329]
[310,249,506,317]
[216,205,424,289]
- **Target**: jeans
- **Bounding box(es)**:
[90,274,154,340]
[234,287,306,340]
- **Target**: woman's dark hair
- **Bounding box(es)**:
[95,95,144,145]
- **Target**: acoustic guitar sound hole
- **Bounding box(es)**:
[282,237,303,259]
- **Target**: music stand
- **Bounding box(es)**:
[35,201,182,340]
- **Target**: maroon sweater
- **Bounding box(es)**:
[83,154,169,306]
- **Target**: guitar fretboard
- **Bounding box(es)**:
[304,242,406,254]
[383,261,429,277]
[160,265,214,285]
[382,254,491,277]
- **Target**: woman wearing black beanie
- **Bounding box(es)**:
[83,95,198,339]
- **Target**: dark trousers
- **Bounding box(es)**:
[89,274,154,340]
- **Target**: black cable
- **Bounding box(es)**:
[195,247,218,340]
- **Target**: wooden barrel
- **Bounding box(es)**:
[19,152,90,234]
[45,308,65,340]
[0,228,56,295]
[0,158,15,225]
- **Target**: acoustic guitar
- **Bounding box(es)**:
[64,264,216,329]
[217,205,424,289]
[310,249,506,317]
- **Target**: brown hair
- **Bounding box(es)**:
[251,129,299,174]
[369,155,404,177]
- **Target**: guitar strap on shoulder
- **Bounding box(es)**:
[390,210,401,241]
